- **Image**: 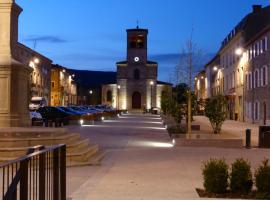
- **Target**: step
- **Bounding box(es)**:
[0,133,81,147]
[0,138,90,157]
[67,138,90,154]
[68,150,106,167]
[67,144,99,163]
[0,128,68,138]
[0,145,100,167]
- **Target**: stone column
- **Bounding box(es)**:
[0,0,32,127]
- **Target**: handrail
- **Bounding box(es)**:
[0,144,66,200]
[0,144,64,168]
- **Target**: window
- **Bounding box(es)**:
[255,70,259,88]
[246,74,248,90]
[232,72,235,88]
[134,69,140,80]
[261,66,268,86]
[254,102,260,120]
[248,73,252,90]
[265,36,268,51]
[106,90,112,102]
[129,36,145,49]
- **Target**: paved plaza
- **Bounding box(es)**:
[67,113,270,200]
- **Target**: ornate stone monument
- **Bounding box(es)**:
[0,0,32,127]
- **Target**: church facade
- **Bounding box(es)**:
[102,28,172,110]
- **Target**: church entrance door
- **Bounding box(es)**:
[132,92,141,109]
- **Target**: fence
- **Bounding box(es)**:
[0,144,66,200]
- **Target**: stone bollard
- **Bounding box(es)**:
[246,129,251,149]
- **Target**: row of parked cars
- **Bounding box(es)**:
[30,105,125,127]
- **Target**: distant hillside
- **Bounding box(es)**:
[68,69,116,88]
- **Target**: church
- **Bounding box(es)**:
[102,27,172,110]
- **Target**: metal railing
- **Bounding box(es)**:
[0,144,66,200]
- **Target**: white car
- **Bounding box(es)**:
[29,97,47,111]
[29,111,43,125]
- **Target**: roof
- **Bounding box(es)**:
[157,80,173,86]
[243,5,270,43]
[116,61,158,65]
[127,28,148,33]
[220,5,270,50]
[204,54,220,68]
[17,43,52,62]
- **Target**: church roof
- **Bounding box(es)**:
[116,60,158,65]
[157,80,173,86]
[126,28,148,33]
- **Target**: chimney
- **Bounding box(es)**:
[253,5,262,13]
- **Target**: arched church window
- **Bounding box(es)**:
[107,90,112,102]
[134,69,140,80]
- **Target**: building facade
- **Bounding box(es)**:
[203,5,270,124]
[102,27,172,110]
[14,44,52,105]
[50,64,77,106]
[243,21,270,124]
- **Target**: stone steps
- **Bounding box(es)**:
[68,150,106,167]
[0,128,103,167]
[0,133,81,147]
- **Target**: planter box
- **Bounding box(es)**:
[173,135,243,148]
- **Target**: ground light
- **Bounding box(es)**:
[135,141,174,148]
[80,119,84,125]
[172,139,175,145]
[101,116,105,121]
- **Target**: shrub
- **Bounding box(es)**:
[205,95,227,134]
[202,159,229,194]
[230,158,253,193]
[167,125,186,135]
[255,159,270,198]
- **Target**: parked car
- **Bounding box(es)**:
[29,111,43,126]
[37,107,69,126]
[29,97,47,111]
[57,107,95,123]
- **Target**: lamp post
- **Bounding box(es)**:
[117,85,121,110]
[89,90,93,105]
[150,81,154,110]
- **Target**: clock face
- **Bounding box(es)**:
[134,57,140,62]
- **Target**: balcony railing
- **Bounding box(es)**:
[0,144,66,200]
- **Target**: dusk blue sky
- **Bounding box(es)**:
[17,0,269,82]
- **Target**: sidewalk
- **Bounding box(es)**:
[67,113,270,200]
[193,116,259,146]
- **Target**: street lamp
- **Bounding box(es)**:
[89,90,93,105]
[235,48,243,56]
[117,85,121,110]
[34,57,40,64]
[150,81,154,109]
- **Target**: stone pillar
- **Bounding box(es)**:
[0,0,32,127]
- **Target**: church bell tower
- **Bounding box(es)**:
[116,27,157,110]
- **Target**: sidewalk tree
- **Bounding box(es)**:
[205,95,227,134]
[161,91,171,115]
[173,30,203,136]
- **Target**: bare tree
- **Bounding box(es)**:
[176,30,203,136]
